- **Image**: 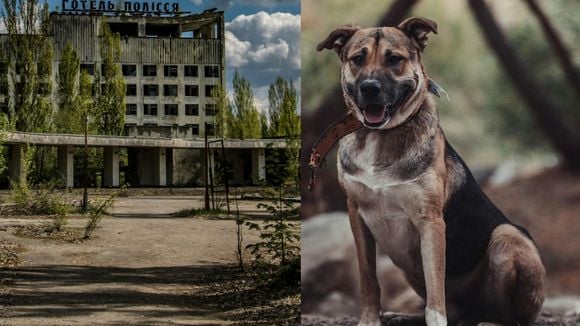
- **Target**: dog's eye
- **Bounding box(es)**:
[387,55,403,65]
[351,54,365,66]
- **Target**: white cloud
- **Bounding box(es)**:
[191,0,297,10]
[225,31,251,67]
[226,11,300,71]
[225,11,300,114]
[0,21,6,33]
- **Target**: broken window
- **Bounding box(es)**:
[187,124,199,136]
[164,104,178,116]
[143,65,157,77]
[144,104,158,115]
[184,65,198,77]
[80,64,94,75]
[122,64,137,76]
[204,65,219,78]
[164,65,178,77]
[145,24,180,37]
[108,23,139,37]
[163,85,178,96]
[185,85,199,97]
[185,104,198,116]
[206,124,215,136]
[143,84,159,96]
[126,103,137,115]
[126,84,137,96]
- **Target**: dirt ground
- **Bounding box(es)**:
[0,195,299,325]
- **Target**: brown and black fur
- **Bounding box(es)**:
[317,17,545,326]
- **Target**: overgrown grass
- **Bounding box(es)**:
[10,181,70,216]
[173,208,229,218]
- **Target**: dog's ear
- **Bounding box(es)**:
[316,24,360,57]
[397,17,437,51]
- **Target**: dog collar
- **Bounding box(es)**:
[308,79,447,191]
[308,113,362,191]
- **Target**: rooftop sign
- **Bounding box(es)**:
[61,0,180,14]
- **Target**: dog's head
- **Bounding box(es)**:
[317,17,437,129]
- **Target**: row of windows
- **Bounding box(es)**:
[78,64,220,78]
[126,103,216,116]
[132,84,216,97]
[2,81,216,98]
[128,123,205,136]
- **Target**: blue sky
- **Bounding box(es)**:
[47,0,301,112]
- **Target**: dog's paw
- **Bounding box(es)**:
[357,317,382,326]
[381,311,427,326]
[357,322,382,326]
[380,312,406,326]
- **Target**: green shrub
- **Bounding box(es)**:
[10,181,71,216]
[84,193,116,239]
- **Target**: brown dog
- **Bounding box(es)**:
[316,17,545,326]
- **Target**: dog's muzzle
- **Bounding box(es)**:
[358,81,413,128]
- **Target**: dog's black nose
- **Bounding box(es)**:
[360,79,381,98]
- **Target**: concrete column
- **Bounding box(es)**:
[251,148,266,185]
[103,146,120,187]
[165,148,173,186]
[157,148,167,186]
[8,144,25,185]
[57,145,74,188]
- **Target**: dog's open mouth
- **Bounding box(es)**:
[362,86,411,127]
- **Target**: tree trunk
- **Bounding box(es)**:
[522,0,580,99]
[469,0,580,171]
[301,0,421,218]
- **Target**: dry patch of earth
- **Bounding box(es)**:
[0,195,299,325]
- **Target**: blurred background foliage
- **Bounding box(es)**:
[302,0,580,168]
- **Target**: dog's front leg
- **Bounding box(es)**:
[348,198,381,326]
[415,213,447,326]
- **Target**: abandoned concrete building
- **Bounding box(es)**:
[0,8,282,187]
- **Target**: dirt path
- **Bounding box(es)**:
[0,197,265,325]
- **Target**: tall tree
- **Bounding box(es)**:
[211,84,231,138]
[55,43,83,134]
[0,113,7,175]
[95,20,126,135]
[260,110,269,138]
[267,77,285,137]
[278,79,300,138]
[0,0,53,132]
[469,0,580,171]
[231,70,261,139]
[522,0,580,99]
[266,77,300,138]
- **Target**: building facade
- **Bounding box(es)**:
[0,8,285,187]
[1,8,225,139]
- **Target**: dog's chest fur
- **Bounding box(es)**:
[337,107,440,274]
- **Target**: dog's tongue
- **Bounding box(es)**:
[363,105,385,124]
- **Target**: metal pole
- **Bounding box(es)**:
[82,114,88,212]
[220,140,230,216]
[209,150,215,210]
[204,123,210,210]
